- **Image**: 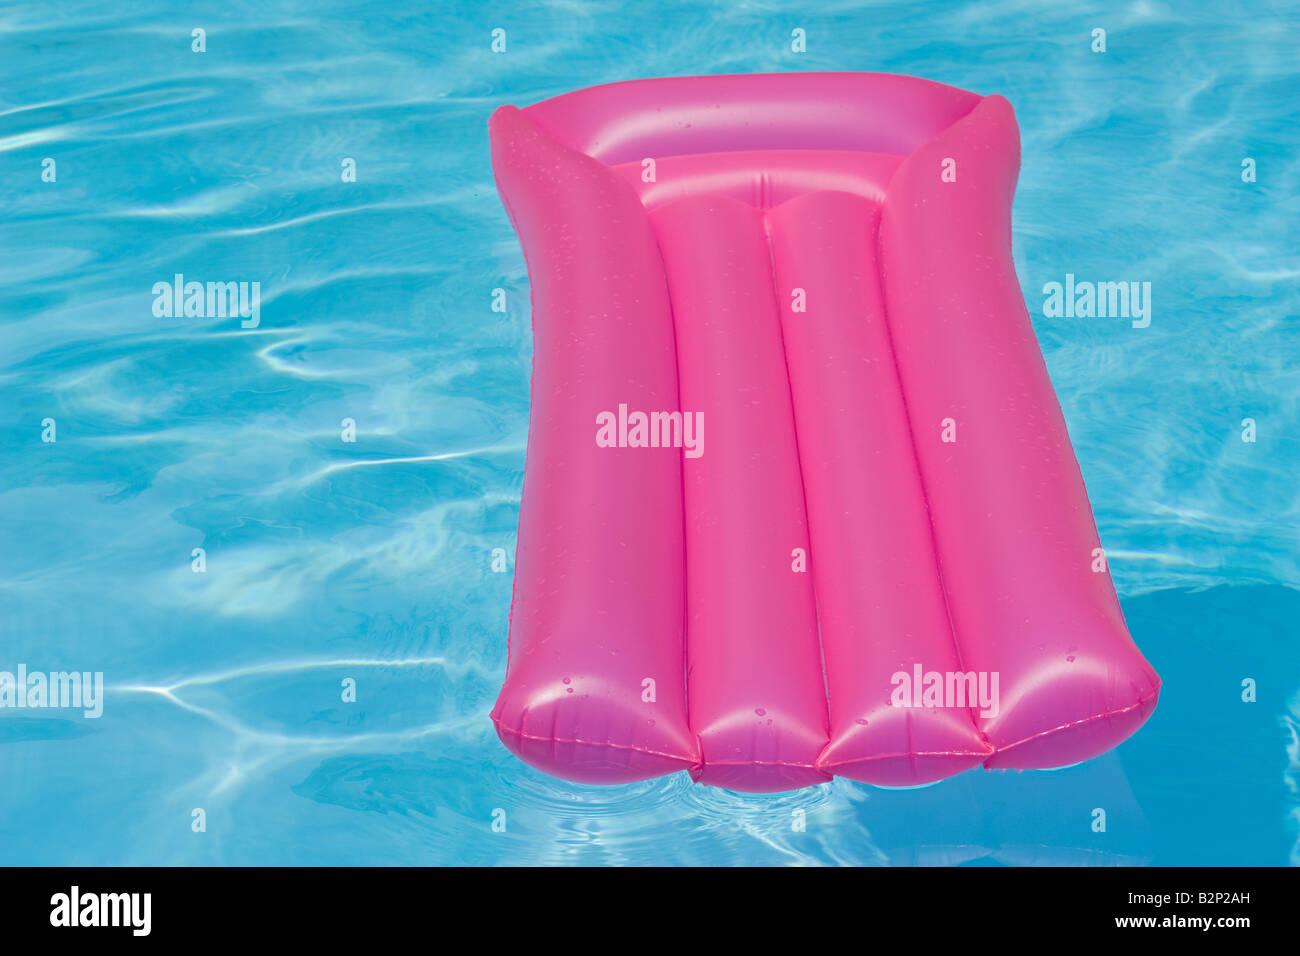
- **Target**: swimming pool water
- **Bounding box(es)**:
[1,0,1297,865]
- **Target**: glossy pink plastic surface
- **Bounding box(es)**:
[489,73,1160,792]
[653,196,829,791]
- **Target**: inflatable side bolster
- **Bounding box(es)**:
[878,95,1161,770]
[488,106,699,784]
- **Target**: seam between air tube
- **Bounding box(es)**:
[816,748,992,769]
[493,716,697,763]
[984,685,1162,760]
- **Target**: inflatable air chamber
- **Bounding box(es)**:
[489,73,1161,792]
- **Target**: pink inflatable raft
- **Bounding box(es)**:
[489,73,1161,792]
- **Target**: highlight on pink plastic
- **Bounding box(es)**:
[488,72,1161,792]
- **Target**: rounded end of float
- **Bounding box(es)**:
[490,675,699,786]
[492,715,697,785]
[688,761,832,793]
[981,679,1161,771]
[816,706,993,786]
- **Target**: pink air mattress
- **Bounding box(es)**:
[488,72,1161,792]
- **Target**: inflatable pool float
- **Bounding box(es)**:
[488,73,1161,792]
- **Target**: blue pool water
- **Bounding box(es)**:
[1,0,1297,866]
